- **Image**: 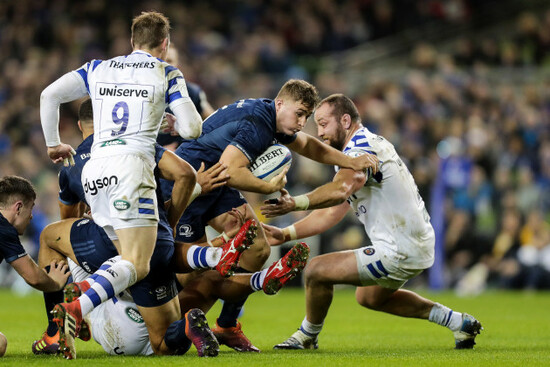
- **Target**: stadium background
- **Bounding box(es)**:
[0,0,549,296]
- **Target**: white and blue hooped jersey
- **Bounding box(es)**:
[338,127,435,269]
[73,51,191,160]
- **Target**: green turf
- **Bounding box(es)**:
[0,287,549,366]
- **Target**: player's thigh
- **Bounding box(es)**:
[115,225,157,266]
[355,285,397,309]
[138,296,181,353]
[305,251,362,286]
[40,218,80,263]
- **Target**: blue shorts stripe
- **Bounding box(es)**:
[139,198,154,204]
[95,275,115,299]
[375,260,389,276]
[367,263,382,278]
[139,208,155,215]
[87,288,102,307]
[198,247,208,268]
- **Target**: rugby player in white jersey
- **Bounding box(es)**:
[261,94,483,350]
[39,11,203,358]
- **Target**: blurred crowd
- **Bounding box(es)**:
[1,0,549,292]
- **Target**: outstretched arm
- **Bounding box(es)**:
[261,167,366,217]
[286,132,378,172]
[262,202,350,246]
[10,257,70,292]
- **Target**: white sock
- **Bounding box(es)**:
[429,303,463,331]
[78,259,137,316]
[300,317,323,337]
[84,256,121,286]
[186,245,220,269]
[249,269,268,291]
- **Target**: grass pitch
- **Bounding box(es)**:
[0,287,549,366]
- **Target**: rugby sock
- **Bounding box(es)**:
[85,256,121,286]
[218,266,251,327]
[43,266,64,336]
[429,303,463,331]
[300,317,323,337]
[249,269,268,292]
[164,319,192,355]
[78,259,137,316]
[186,245,220,269]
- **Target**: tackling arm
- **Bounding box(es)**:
[170,100,203,140]
[10,256,70,292]
[287,132,378,172]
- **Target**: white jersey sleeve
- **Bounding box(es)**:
[40,71,88,146]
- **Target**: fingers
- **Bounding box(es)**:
[197,162,206,173]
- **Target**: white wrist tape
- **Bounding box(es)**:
[187,183,202,205]
[294,195,309,210]
[287,224,297,240]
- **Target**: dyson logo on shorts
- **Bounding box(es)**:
[84,175,119,196]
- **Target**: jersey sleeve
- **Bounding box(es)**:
[164,65,192,108]
[0,226,27,263]
[230,120,269,163]
[58,169,80,205]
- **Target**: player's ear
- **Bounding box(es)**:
[274,98,284,112]
[77,120,83,133]
[341,113,352,130]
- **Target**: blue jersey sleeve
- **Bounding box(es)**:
[230,120,271,163]
[0,216,27,264]
[58,169,81,205]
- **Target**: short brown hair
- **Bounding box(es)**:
[0,176,36,207]
[131,11,170,50]
[79,98,93,124]
[276,79,320,112]
[318,94,361,124]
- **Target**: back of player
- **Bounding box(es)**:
[341,127,435,270]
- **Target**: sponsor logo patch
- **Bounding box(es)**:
[363,247,375,256]
[178,224,194,238]
[84,175,119,196]
[155,286,168,300]
[125,307,144,323]
[100,139,126,147]
[113,199,130,211]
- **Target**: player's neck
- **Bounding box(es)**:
[133,47,161,58]
[342,124,362,151]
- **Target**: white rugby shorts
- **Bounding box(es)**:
[355,244,425,289]
[82,154,158,230]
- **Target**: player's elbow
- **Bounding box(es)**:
[332,182,354,204]
[177,118,202,140]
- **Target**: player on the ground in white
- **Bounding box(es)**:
[39,11,203,359]
[262,94,482,350]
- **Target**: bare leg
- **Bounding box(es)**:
[138,296,181,355]
[304,251,362,324]
[355,286,434,319]
[115,225,157,281]
[38,219,80,267]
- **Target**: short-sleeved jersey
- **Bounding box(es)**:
[174,98,295,169]
[73,51,192,160]
[339,127,435,269]
[0,212,26,264]
[58,135,93,206]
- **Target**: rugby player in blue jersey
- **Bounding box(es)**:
[164,79,379,352]
[0,176,70,357]
[33,99,307,358]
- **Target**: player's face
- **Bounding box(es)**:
[13,201,34,235]
[315,103,346,151]
[275,98,310,135]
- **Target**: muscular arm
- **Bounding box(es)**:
[10,256,69,292]
[157,149,197,229]
[287,132,378,172]
[261,167,366,217]
[59,201,86,220]
[219,145,286,194]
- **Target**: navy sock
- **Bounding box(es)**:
[43,266,64,337]
[218,266,251,328]
[164,319,192,355]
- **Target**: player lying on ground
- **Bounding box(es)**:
[35,217,308,356]
[261,94,482,350]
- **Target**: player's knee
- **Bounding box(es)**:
[355,291,384,310]
[134,262,151,282]
[304,257,325,285]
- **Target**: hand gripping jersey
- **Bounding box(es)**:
[340,127,435,269]
[74,51,192,161]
